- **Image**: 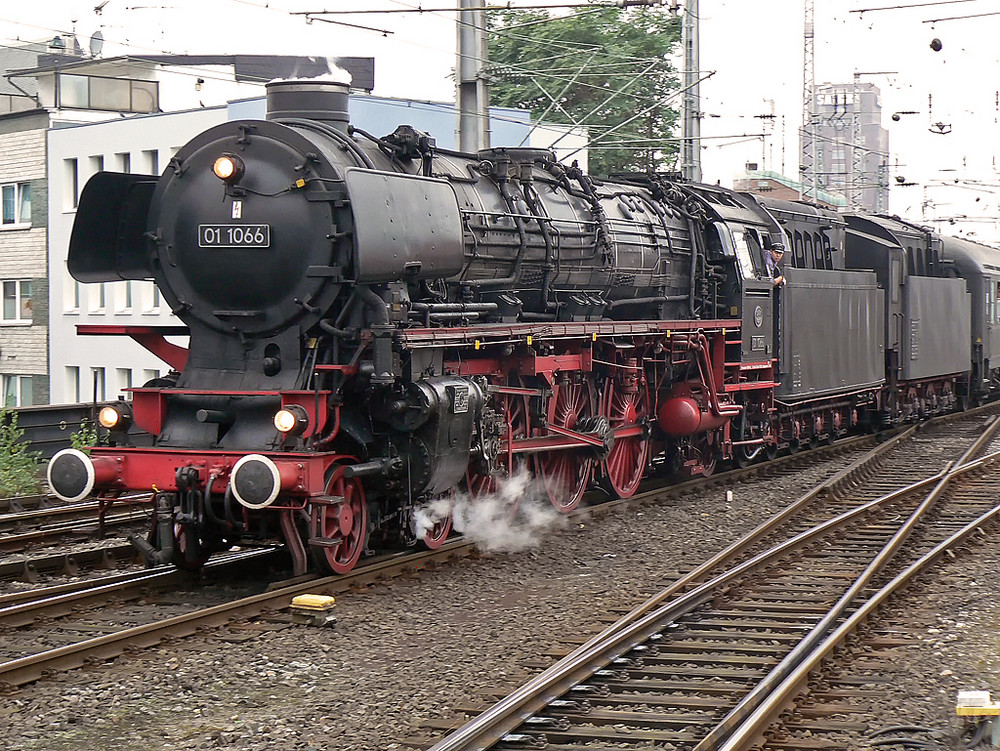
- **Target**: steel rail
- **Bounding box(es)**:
[424,439,959,751]
[0,548,281,626]
[0,494,49,513]
[0,492,151,527]
[719,477,1000,750]
[0,509,150,548]
[0,542,138,581]
[0,499,105,526]
[694,415,1000,750]
[0,538,475,688]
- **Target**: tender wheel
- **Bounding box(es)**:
[534,379,595,512]
[312,464,368,575]
[599,374,649,498]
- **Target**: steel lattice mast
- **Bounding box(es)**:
[800,0,817,201]
[681,0,701,182]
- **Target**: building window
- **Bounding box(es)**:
[2,280,31,322]
[142,149,159,175]
[64,158,79,209]
[115,281,132,313]
[88,283,106,312]
[1,182,30,226]
[57,73,159,114]
[142,368,160,386]
[3,375,33,407]
[116,368,133,394]
[142,281,161,312]
[64,271,80,313]
[116,152,131,173]
[90,367,106,401]
[89,154,104,176]
[66,366,80,403]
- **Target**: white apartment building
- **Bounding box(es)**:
[0,46,375,405]
[47,106,228,404]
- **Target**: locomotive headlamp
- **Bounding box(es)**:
[212,153,245,183]
[98,403,132,431]
[274,404,309,436]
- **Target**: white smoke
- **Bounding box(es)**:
[322,59,353,86]
[412,466,568,553]
[269,58,353,87]
[412,493,455,539]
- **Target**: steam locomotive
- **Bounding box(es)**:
[45,79,998,574]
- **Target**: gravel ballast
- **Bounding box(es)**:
[2,442,999,751]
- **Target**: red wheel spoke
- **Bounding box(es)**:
[314,465,367,574]
[536,380,593,513]
[601,374,649,499]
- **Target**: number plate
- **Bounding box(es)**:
[198,224,270,248]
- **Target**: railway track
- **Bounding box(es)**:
[0,435,879,691]
[0,494,52,514]
[0,542,139,582]
[0,408,985,694]
[0,508,150,553]
[418,408,1000,751]
[0,428,875,583]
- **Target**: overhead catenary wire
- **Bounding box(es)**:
[290,2,662,16]
[923,9,1000,22]
[850,0,980,13]
[558,70,716,161]
[3,1,679,161]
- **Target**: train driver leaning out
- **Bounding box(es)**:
[765,243,786,287]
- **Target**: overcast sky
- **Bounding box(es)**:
[4,1,1000,238]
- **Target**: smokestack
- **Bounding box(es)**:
[265,80,350,132]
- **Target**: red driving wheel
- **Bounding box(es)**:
[534,379,594,513]
[600,374,650,498]
[312,464,368,574]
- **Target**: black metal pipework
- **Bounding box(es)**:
[521,180,558,311]
[463,175,531,290]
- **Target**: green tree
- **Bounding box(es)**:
[0,409,41,496]
[487,3,680,177]
[71,418,100,454]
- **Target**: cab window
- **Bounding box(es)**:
[793,231,805,268]
[706,223,734,261]
[730,228,757,280]
[743,229,764,275]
